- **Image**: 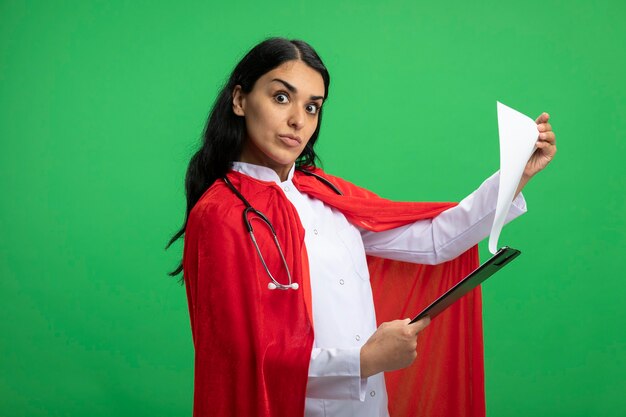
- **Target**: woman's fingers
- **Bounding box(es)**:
[535,112,550,124]
[407,317,431,335]
[536,115,556,150]
[537,122,552,132]
[538,131,556,143]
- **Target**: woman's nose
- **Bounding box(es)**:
[288,107,305,130]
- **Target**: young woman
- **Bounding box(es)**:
[169,38,556,417]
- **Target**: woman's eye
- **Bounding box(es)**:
[274,93,289,104]
[306,104,319,115]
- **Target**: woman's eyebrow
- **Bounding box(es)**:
[271,78,324,101]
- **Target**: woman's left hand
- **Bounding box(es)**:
[526,112,557,176]
[516,112,557,194]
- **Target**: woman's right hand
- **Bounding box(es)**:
[360,318,431,379]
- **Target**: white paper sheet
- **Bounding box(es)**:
[489,102,538,254]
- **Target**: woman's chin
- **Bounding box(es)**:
[264,150,300,168]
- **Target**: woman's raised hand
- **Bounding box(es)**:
[515,112,557,195]
[360,318,430,379]
[527,113,557,177]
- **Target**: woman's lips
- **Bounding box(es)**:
[278,134,302,147]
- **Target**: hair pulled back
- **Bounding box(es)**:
[167,38,330,277]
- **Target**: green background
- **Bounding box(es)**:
[1,1,624,416]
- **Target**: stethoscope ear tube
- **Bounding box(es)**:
[244,207,276,235]
[248,222,296,291]
[297,168,343,196]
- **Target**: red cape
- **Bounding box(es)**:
[183,168,485,417]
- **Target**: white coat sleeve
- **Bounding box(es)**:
[361,171,527,264]
[305,346,367,400]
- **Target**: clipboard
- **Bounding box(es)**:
[410,246,521,324]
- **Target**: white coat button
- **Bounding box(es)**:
[339,279,345,285]
[313,228,318,235]
[284,185,290,192]
[355,334,361,341]
[370,390,376,397]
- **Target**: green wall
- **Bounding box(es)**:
[1,1,624,416]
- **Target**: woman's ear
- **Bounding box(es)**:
[232,85,245,116]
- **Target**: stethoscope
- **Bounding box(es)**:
[223,169,342,291]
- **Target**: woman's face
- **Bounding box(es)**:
[233,60,325,180]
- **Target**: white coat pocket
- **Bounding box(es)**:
[336,225,370,281]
